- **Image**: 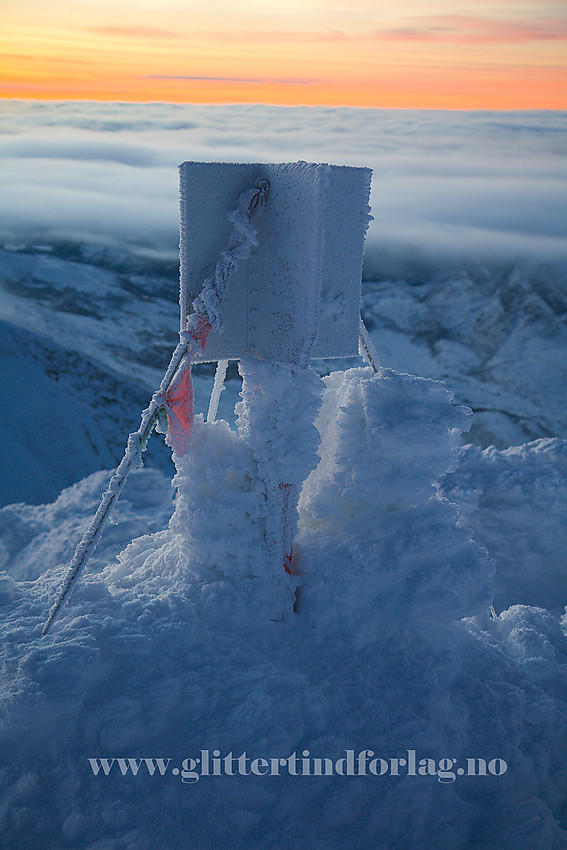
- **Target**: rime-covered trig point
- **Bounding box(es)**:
[43,161,373,630]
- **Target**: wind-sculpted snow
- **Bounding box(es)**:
[441,438,567,617]
[0,367,566,849]
[297,368,492,638]
[0,468,175,582]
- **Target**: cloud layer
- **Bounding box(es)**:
[1,101,566,267]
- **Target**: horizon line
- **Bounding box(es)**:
[1,95,566,113]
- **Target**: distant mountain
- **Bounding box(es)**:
[1,244,565,505]
[361,259,567,448]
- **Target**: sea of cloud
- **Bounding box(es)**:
[1,101,566,269]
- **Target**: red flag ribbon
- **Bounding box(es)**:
[164,315,212,456]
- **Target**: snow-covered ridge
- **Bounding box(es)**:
[362,259,567,448]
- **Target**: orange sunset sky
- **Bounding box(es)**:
[2,0,566,109]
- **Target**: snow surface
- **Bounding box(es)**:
[1,365,566,848]
[441,439,567,618]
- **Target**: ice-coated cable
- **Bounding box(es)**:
[207,359,229,423]
[358,316,380,374]
[42,178,269,636]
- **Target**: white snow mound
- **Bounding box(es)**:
[0,366,566,849]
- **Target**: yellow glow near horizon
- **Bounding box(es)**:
[1,0,566,108]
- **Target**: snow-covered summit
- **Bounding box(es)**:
[1,359,566,848]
